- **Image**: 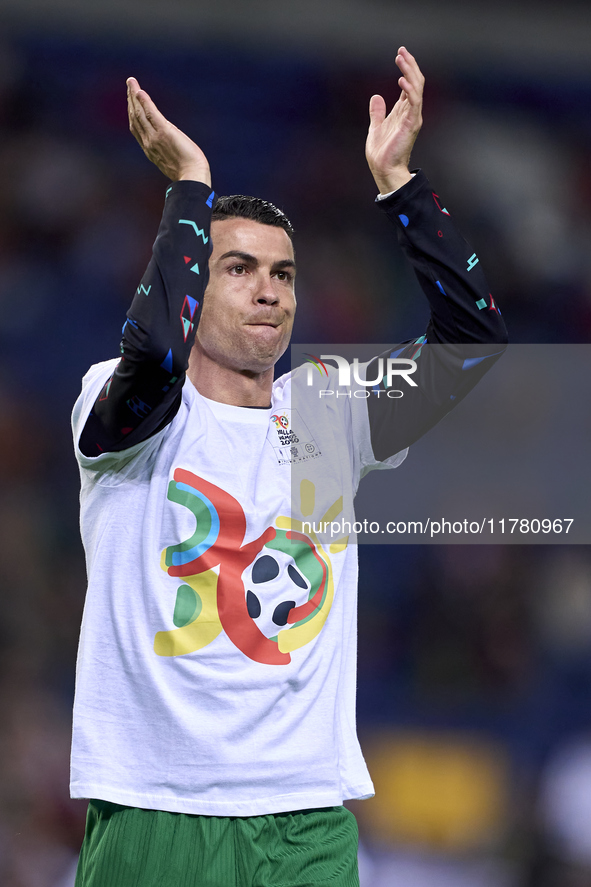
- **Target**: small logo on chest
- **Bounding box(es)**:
[268,408,321,465]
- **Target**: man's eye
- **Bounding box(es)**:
[276,271,292,282]
[232,264,245,274]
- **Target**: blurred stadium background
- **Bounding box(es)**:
[1,1,591,884]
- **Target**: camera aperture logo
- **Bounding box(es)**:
[304,353,418,399]
[304,354,329,378]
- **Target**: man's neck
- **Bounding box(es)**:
[187,349,274,407]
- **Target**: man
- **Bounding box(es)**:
[72,48,506,886]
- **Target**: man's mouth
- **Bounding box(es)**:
[246,320,281,328]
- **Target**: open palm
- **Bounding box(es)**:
[365,47,425,194]
[127,77,211,185]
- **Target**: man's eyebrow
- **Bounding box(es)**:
[217,251,296,272]
[272,259,297,273]
[218,250,259,265]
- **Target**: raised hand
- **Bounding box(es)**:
[126,77,211,186]
[365,47,424,195]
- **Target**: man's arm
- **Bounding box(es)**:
[363,48,507,462]
[79,79,213,457]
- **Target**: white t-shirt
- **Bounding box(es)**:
[71,360,406,816]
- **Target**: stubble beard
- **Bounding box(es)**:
[197,323,290,376]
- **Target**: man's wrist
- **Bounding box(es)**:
[376,172,416,201]
[372,167,413,195]
[177,167,212,187]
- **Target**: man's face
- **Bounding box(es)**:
[196,217,296,374]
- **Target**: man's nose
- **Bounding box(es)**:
[255,276,279,304]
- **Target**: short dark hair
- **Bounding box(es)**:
[212,195,294,240]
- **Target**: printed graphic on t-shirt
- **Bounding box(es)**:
[267,408,322,465]
[154,468,346,665]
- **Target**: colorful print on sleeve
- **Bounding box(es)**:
[367,170,508,460]
[79,182,215,457]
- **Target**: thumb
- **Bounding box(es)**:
[369,94,386,128]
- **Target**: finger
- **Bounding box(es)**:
[127,78,149,137]
[126,75,146,109]
[397,76,415,99]
[396,47,424,86]
[126,79,165,141]
[136,89,169,133]
[127,98,147,140]
[396,51,424,94]
[369,94,387,128]
[397,46,420,70]
[396,71,422,108]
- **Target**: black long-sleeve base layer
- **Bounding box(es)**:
[79,171,507,462]
[79,180,215,457]
[367,170,507,461]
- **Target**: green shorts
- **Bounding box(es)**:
[75,799,360,887]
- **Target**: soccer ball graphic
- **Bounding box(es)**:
[242,548,311,639]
